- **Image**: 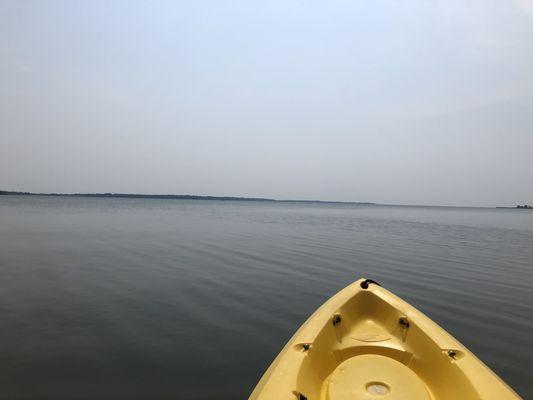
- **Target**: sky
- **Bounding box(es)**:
[1,0,532,206]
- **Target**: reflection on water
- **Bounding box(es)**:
[0,196,532,398]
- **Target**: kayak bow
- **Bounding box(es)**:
[249,278,520,400]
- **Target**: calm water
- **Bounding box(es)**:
[0,196,532,399]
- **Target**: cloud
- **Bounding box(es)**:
[513,0,533,16]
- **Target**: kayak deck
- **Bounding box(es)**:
[249,278,520,400]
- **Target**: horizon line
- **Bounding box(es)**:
[1,189,526,209]
[0,189,375,205]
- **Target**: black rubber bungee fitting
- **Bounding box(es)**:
[360,279,381,289]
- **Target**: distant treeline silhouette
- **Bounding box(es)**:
[0,190,375,205]
[0,190,274,202]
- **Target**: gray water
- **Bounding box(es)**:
[0,196,532,399]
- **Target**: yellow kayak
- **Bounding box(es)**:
[249,278,521,400]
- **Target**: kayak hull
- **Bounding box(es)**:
[249,279,520,400]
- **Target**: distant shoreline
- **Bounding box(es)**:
[496,206,533,210]
[2,190,530,209]
[0,190,375,206]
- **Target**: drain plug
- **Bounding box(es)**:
[366,382,390,395]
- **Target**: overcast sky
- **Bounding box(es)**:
[1,0,532,206]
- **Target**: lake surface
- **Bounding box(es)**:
[0,196,532,399]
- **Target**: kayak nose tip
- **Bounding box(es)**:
[360,279,381,289]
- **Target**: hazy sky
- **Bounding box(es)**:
[1,0,532,206]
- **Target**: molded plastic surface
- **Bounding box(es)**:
[249,279,521,400]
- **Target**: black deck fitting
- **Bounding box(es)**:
[360,279,381,289]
